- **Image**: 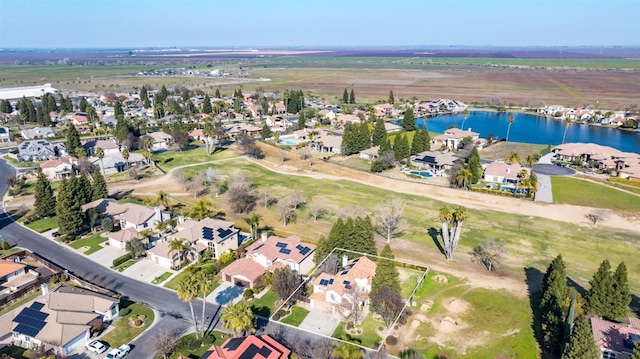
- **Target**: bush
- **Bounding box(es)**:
[609,177,640,187]
[101,218,114,232]
[138,314,146,320]
[113,253,133,267]
[370,160,387,173]
[1,240,10,250]
[243,289,254,300]
[273,309,288,320]
[386,336,398,346]
[119,308,131,317]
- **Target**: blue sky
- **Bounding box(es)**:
[0,0,638,48]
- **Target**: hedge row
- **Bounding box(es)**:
[609,177,640,188]
[471,187,517,197]
[113,253,133,267]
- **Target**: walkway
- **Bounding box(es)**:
[534,174,553,203]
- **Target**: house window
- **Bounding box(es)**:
[602,351,617,359]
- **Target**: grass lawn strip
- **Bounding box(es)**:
[25,217,57,233]
[152,271,174,284]
[170,331,227,359]
[69,232,107,254]
[551,176,640,211]
[100,302,154,348]
[164,262,218,291]
[332,313,382,349]
[114,259,137,272]
[279,306,310,327]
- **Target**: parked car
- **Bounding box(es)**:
[105,344,131,359]
[86,340,108,354]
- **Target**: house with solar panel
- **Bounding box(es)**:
[0,285,119,355]
[220,233,315,288]
[201,334,291,359]
[309,255,377,312]
[147,218,240,267]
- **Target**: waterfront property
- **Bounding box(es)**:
[431,127,481,150]
[553,142,640,180]
[410,150,458,176]
[483,162,529,187]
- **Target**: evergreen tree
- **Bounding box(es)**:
[140,86,150,108]
[75,173,93,205]
[356,122,371,152]
[610,262,631,320]
[215,88,221,99]
[467,146,481,184]
[372,118,387,147]
[64,95,73,112]
[393,134,410,162]
[92,168,109,200]
[46,93,57,113]
[586,259,614,319]
[313,217,376,263]
[388,90,395,104]
[79,96,88,112]
[34,169,56,218]
[631,342,640,359]
[158,85,168,104]
[202,94,212,114]
[114,100,125,119]
[540,254,568,353]
[349,88,355,104]
[379,138,393,157]
[55,178,84,237]
[261,123,272,139]
[114,117,133,144]
[0,99,11,113]
[298,110,306,130]
[371,244,401,296]
[410,129,424,155]
[402,108,415,131]
[560,320,600,359]
[342,88,349,104]
[342,123,355,155]
[65,121,82,156]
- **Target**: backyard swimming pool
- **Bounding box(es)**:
[405,170,433,179]
[279,139,300,146]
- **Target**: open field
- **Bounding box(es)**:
[477,142,548,161]
[551,176,640,212]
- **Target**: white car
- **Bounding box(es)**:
[85,340,108,354]
[105,344,131,359]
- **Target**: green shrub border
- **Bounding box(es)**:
[113,253,133,267]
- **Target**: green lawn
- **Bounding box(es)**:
[0,246,24,258]
[170,331,228,359]
[152,272,174,284]
[0,346,33,359]
[100,302,155,348]
[250,289,278,317]
[114,259,137,272]
[551,177,640,211]
[164,262,219,291]
[153,147,239,171]
[332,313,383,349]
[25,217,58,233]
[69,232,107,254]
[279,306,310,326]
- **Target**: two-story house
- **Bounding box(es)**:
[17,140,66,162]
[0,260,39,297]
[591,316,640,359]
[39,156,77,181]
[431,128,480,150]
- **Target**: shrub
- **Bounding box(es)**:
[272,309,288,320]
[243,289,254,300]
[386,336,398,346]
[101,218,114,232]
[113,253,133,267]
[1,240,10,250]
[119,308,131,317]
[138,314,146,320]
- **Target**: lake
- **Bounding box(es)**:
[412,112,640,154]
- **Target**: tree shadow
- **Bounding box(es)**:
[163,157,174,165]
[524,266,546,356]
[631,294,640,317]
[427,227,444,255]
[566,277,587,298]
[251,305,271,318]
[110,189,134,200]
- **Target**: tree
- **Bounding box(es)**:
[388,90,395,104]
[466,146,481,183]
[560,319,600,359]
[307,200,327,222]
[176,276,200,339]
[332,342,363,359]
[454,167,472,190]
[121,148,130,169]
[91,168,108,200]
[540,254,568,353]
[313,217,377,264]
[277,198,296,226]
[585,209,609,227]
[273,267,303,306]
[393,134,410,162]
[372,118,387,147]
[146,328,180,359]
[342,88,349,104]
[244,213,262,239]
[220,301,255,337]
[402,108,415,131]
[506,113,515,142]
[438,206,468,261]
[34,169,56,218]
[586,259,614,319]
[371,286,405,329]
[202,94,212,114]
[189,199,214,220]
[194,270,214,334]
[172,128,190,150]
[227,176,256,214]
[55,178,84,237]
[562,118,572,144]
[168,238,192,266]
[371,244,401,296]
[505,151,521,165]
[472,239,507,271]
[156,190,170,208]
[125,238,145,259]
[237,134,264,159]
[631,342,640,359]
[256,188,276,208]
[262,123,272,139]
[65,121,82,156]
[610,262,631,320]
[349,88,355,104]
[461,107,469,130]
[373,199,406,243]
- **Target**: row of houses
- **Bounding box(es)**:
[553,142,640,180]
[538,106,636,126]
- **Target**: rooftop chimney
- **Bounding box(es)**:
[41,283,49,297]
[342,254,349,268]
[261,232,268,243]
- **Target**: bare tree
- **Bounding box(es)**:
[472,239,507,272]
[373,199,407,243]
[146,328,183,359]
[287,191,307,209]
[380,152,396,168]
[257,188,277,208]
[277,198,296,226]
[185,180,204,198]
[4,173,16,188]
[307,200,327,222]
[173,168,188,190]
[278,149,288,165]
[371,287,405,330]
[336,205,366,219]
[294,339,333,359]
[205,167,221,186]
[273,267,303,307]
[227,170,256,213]
[585,209,610,227]
[299,147,312,161]
[317,253,340,275]
[341,286,368,328]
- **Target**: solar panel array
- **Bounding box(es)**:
[202,227,214,240]
[299,247,311,255]
[275,242,287,248]
[279,248,291,254]
[12,302,49,338]
[217,227,233,238]
[223,337,245,351]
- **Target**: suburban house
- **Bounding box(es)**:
[143,131,174,151]
[483,162,529,186]
[552,143,640,180]
[0,126,11,142]
[359,146,379,161]
[0,285,119,356]
[333,114,361,127]
[20,127,55,140]
[82,139,120,156]
[39,156,77,181]
[318,109,337,121]
[373,103,395,118]
[221,234,315,288]
[70,112,89,126]
[309,256,377,312]
[431,128,480,150]
[201,335,291,359]
[410,150,458,176]
[17,140,66,162]
[225,122,262,138]
[148,218,239,268]
[0,260,39,298]
[591,316,640,359]
[309,134,342,154]
[89,151,145,174]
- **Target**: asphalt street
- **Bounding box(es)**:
[0,158,335,358]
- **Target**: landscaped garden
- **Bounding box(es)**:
[68,231,107,254]
[100,301,155,348]
[169,331,227,359]
[249,289,277,317]
[279,305,310,326]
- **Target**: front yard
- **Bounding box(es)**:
[170,331,228,359]
[24,217,57,233]
[100,302,155,348]
[69,232,107,254]
[279,305,310,326]
[332,312,382,349]
[249,289,277,317]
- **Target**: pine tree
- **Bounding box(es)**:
[372,118,387,147]
[75,173,93,205]
[610,262,631,320]
[79,97,88,112]
[379,139,393,157]
[560,320,600,359]
[55,178,84,237]
[371,244,401,296]
[393,134,410,161]
[410,130,422,155]
[215,88,221,99]
[202,94,212,114]
[388,90,395,104]
[632,342,640,359]
[298,110,306,130]
[540,254,568,353]
[349,89,355,104]
[314,217,377,263]
[92,168,108,200]
[467,146,481,184]
[402,108,415,131]
[114,100,125,119]
[140,86,151,108]
[586,259,614,319]
[64,95,73,112]
[66,121,81,156]
[262,123,272,139]
[342,88,349,104]
[34,169,56,218]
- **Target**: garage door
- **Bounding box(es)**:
[63,330,88,354]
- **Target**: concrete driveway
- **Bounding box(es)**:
[207,282,244,306]
[534,174,553,203]
[298,309,342,336]
[87,245,125,268]
[121,258,175,284]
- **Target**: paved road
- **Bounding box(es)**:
[532,163,576,176]
[534,174,553,203]
[0,158,338,358]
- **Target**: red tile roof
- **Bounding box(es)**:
[221,258,266,283]
[246,235,315,265]
[591,316,640,354]
[203,335,291,359]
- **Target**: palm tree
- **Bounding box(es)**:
[455,168,472,190]
[189,199,213,220]
[177,276,200,339]
[562,117,572,144]
[95,147,105,174]
[156,190,170,208]
[142,150,151,166]
[525,154,537,168]
[461,107,469,130]
[144,136,154,152]
[138,228,155,247]
[505,152,521,165]
[167,238,190,267]
[332,342,363,359]
[195,270,213,334]
[220,301,255,337]
[506,113,515,142]
[121,147,130,169]
[244,213,262,239]
[203,119,216,155]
